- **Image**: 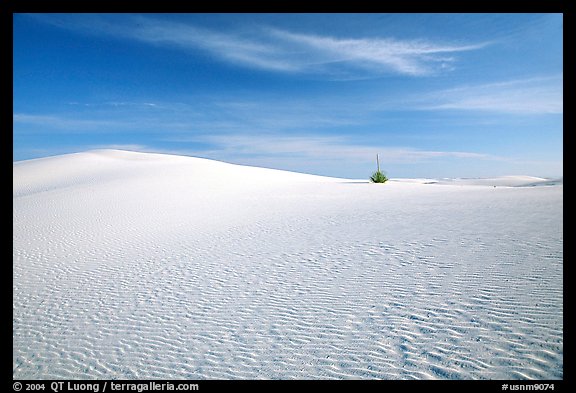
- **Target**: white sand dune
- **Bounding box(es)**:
[13,150,563,379]
[393,176,562,187]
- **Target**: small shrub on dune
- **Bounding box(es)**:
[370,170,388,183]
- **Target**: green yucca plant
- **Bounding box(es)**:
[370,154,388,183]
[370,170,388,183]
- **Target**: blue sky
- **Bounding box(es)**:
[13,13,563,178]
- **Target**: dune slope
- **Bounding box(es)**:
[13,150,563,379]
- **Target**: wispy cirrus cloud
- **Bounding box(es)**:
[178,133,491,164]
[13,112,202,135]
[68,101,159,108]
[28,14,490,77]
[13,113,125,130]
[268,29,490,76]
[418,75,563,114]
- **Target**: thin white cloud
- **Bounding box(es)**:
[89,144,150,151]
[126,17,302,72]
[13,113,123,130]
[185,134,491,164]
[419,76,563,114]
[68,101,161,109]
[269,29,490,76]
[13,112,195,133]
[28,14,489,77]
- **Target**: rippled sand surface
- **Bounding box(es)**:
[13,150,563,379]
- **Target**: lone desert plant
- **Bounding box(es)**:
[370,170,388,183]
[370,154,388,183]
